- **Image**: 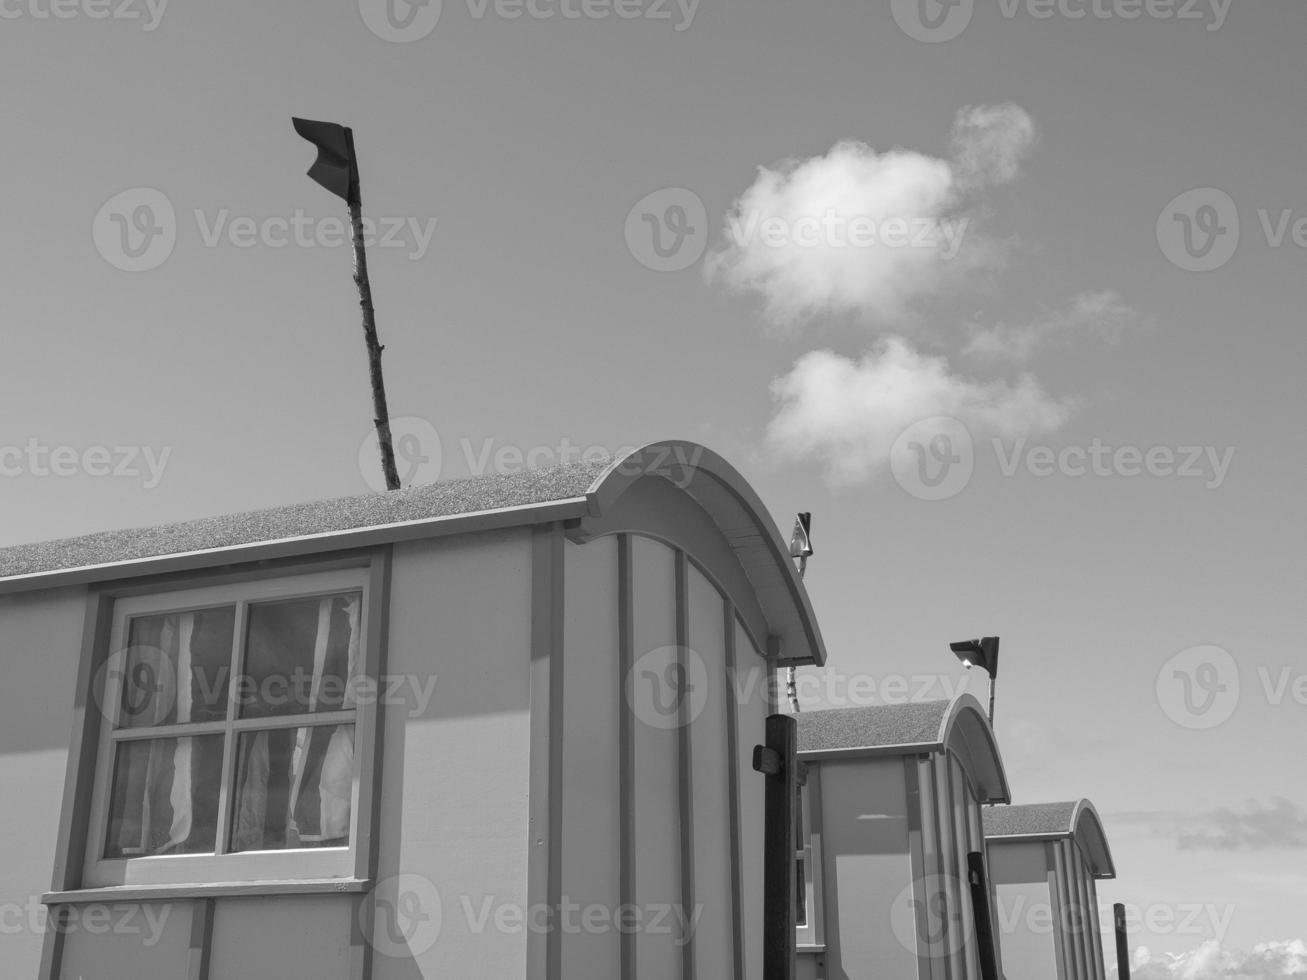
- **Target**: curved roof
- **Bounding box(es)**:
[0,440,825,665]
[795,695,1011,805]
[983,799,1116,879]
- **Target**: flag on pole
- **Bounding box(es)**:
[292,117,359,205]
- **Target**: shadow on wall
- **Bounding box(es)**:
[0,588,86,755]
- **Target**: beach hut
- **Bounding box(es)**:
[983,799,1117,980]
[792,697,1011,980]
[0,440,825,980]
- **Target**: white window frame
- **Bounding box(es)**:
[82,566,375,889]
[796,765,825,949]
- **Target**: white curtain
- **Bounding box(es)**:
[110,595,357,858]
[112,612,197,856]
[232,594,357,850]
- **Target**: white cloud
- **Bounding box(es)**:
[951,103,1038,188]
[765,337,1073,485]
[1177,798,1307,851]
[1124,939,1307,979]
[708,103,1154,484]
[964,290,1156,362]
[705,104,1036,325]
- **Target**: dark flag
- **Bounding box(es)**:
[292,117,359,205]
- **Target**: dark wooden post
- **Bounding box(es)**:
[1114,903,1131,980]
[966,851,1001,980]
[344,127,401,492]
[752,713,797,980]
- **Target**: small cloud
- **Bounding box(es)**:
[1177,798,1307,852]
[964,290,1156,363]
[951,103,1038,188]
[765,337,1073,485]
[1123,939,1307,979]
[705,104,1036,326]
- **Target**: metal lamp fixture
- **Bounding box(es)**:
[950,636,1000,722]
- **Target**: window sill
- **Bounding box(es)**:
[43,877,371,905]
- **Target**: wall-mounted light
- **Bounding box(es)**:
[950,636,1000,722]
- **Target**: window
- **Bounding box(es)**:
[795,766,824,948]
[83,567,376,888]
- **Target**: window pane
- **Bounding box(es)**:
[229,725,354,851]
[238,592,362,718]
[104,735,223,857]
[118,606,235,728]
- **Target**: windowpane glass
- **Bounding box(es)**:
[118,606,235,728]
[104,735,223,857]
[238,592,362,719]
[229,724,355,851]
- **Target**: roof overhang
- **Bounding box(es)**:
[986,799,1117,879]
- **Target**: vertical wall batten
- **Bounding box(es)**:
[675,550,698,980]
[38,906,69,980]
[1090,878,1108,980]
[904,757,934,980]
[1073,851,1090,980]
[351,548,392,980]
[529,524,566,980]
[350,893,372,980]
[1048,842,1070,980]
[547,532,566,980]
[187,898,214,980]
[724,602,745,980]
[618,534,636,980]
[41,591,112,980]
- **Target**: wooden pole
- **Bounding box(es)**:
[344,127,401,492]
[752,713,797,980]
[1114,903,1131,980]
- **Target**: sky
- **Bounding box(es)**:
[2,0,1305,973]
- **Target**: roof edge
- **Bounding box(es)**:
[1071,798,1117,879]
[940,693,1012,805]
[985,799,1117,879]
[0,497,590,596]
[589,441,827,666]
